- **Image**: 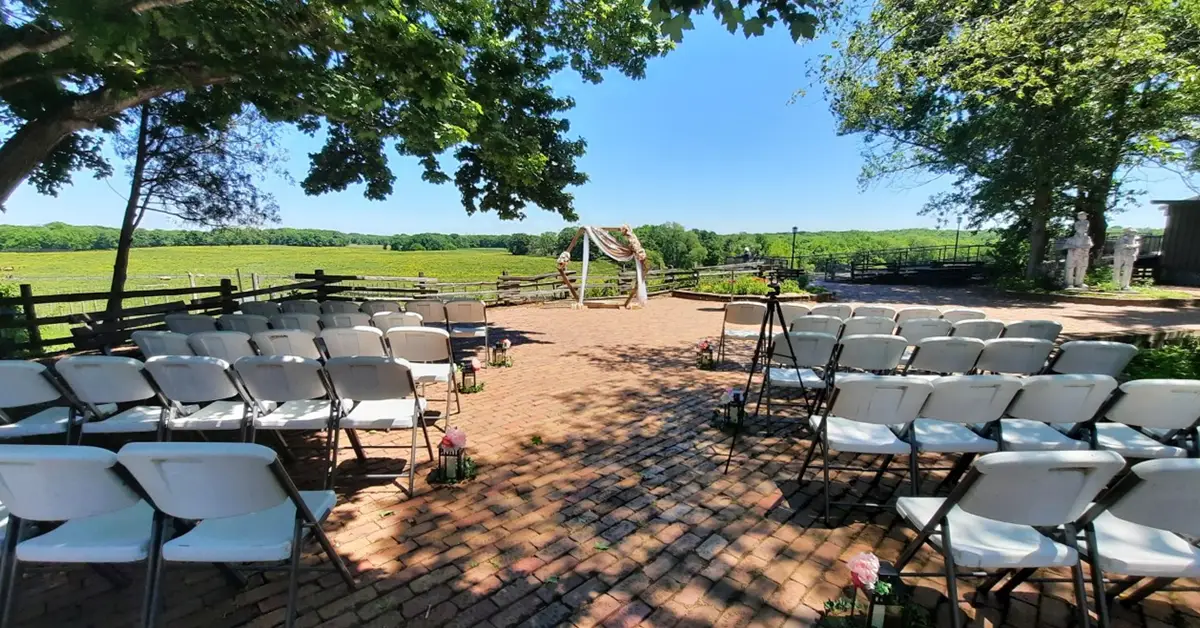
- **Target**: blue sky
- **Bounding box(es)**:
[4,18,1194,235]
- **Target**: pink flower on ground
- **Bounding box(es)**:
[848,552,880,591]
[441,427,467,449]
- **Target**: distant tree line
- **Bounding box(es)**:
[0,223,391,251]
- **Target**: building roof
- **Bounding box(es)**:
[1153,195,1200,208]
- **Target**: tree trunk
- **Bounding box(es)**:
[1086,202,1108,264]
[1026,182,1054,279]
[105,104,153,315]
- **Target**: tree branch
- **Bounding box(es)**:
[0,0,194,67]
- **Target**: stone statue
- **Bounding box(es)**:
[1063,211,1093,290]
[1113,227,1142,291]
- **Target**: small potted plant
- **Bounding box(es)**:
[696,338,716,369]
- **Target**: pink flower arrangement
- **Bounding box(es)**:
[719,387,743,405]
[468,357,482,371]
[696,338,712,351]
[501,338,512,350]
[441,427,467,450]
[848,552,880,591]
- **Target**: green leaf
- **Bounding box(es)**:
[743,18,766,38]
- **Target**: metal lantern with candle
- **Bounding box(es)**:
[715,387,744,432]
[458,357,484,393]
[436,427,470,483]
[489,338,513,367]
[696,338,715,370]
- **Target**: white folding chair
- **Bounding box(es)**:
[810,303,852,320]
[853,305,896,319]
[790,314,843,336]
[950,319,1004,341]
[218,314,270,335]
[994,375,1118,451]
[55,357,169,439]
[319,312,371,329]
[279,299,321,315]
[974,338,1053,375]
[1047,341,1138,377]
[407,300,447,330]
[372,311,422,330]
[188,331,257,364]
[1003,319,1062,341]
[941,309,986,323]
[833,334,908,374]
[385,327,459,418]
[251,330,322,360]
[324,356,433,492]
[132,330,194,358]
[0,445,154,627]
[797,375,933,526]
[239,301,281,317]
[269,313,322,335]
[840,316,895,338]
[718,302,766,364]
[318,327,387,358]
[760,332,838,417]
[117,442,354,628]
[361,301,401,315]
[778,303,811,329]
[320,300,360,314]
[234,356,337,442]
[144,356,259,438]
[902,337,985,378]
[1073,379,1200,460]
[0,362,113,441]
[896,307,942,325]
[445,300,489,355]
[893,450,1126,628]
[164,313,218,335]
[895,318,952,345]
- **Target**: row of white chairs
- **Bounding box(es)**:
[230,299,485,334]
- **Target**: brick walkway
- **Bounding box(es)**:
[16,294,1200,628]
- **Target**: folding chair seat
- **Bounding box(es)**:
[132,331,194,358]
[318,312,371,329]
[320,300,360,314]
[269,313,322,335]
[188,331,256,364]
[896,307,942,325]
[385,327,459,418]
[218,314,271,335]
[718,302,766,363]
[995,375,1117,451]
[279,299,321,315]
[251,330,322,360]
[0,361,114,440]
[361,300,401,315]
[318,327,387,358]
[164,313,218,334]
[902,337,984,379]
[940,309,986,323]
[144,356,258,436]
[950,319,1004,341]
[407,300,448,330]
[1048,341,1138,376]
[790,314,842,336]
[778,303,810,329]
[853,305,896,319]
[1002,319,1062,341]
[372,311,423,330]
[234,357,338,433]
[974,338,1053,375]
[811,303,852,320]
[239,301,281,317]
[840,316,895,338]
[55,357,169,437]
[760,332,837,418]
[445,300,489,355]
[1078,379,1200,459]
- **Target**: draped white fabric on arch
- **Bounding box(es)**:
[556,225,649,306]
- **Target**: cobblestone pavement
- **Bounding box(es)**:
[15,294,1200,628]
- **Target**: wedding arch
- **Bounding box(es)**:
[556,225,649,308]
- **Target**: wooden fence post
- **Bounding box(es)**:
[251,273,261,301]
[219,278,236,314]
[235,268,244,292]
[19,284,42,355]
[314,269,328,301]
[188,272,197,301]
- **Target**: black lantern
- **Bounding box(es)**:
[490,341,511,367]
[438,444,466,482]
[715,389,745,432]
[864,561,907,627]
[459,360,477,389]
[696,338,715,370]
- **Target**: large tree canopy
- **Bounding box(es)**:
[0,0,829,219]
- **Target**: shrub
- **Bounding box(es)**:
[0,283,28,358]
[1123,337,1200,380]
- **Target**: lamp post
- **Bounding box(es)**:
[790,226,798,270]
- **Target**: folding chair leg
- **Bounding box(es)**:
[941,517,963,628]
[865,454,895,495]
[1084,524,1109,628]
[284,515,304,628]
[976,569,1011,596]
[142,512,168,628]
[408,425,417,496]
[308,518,356,591]
[996,568,1036,597]
[1121,577,1173,606]
[821,439,831,528]
[936,454,975,495]
[0,517,21,628]
[419,417,434,461]
[214,563,246,589]
[325,426,340,491]
[345,430,367,462]
[908,447,921,496]
[1063,524,1091,628]
[796,438,820,485]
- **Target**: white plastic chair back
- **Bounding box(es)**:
[0,361,63,407]
[941,309,987,323]
[778,303,811,328]
[319,312,371,329]
[144,356,239,404]
[951,319,1005,341]
[791,315,843,335]
[769,332,837,368]
[319,327,386,358]
[837,335,908,372]
[830,375,933,425]
[239,301,281,317]
[269,313,322,335]
[1008,374,1118,424]
[1105,379,1200,430]
[1003,319,1062,342]
[921,375,1023,424]
[218,314,270,335]
[958,451,1125,527]
[118,442,287,520]
[1051,341,1138,376]
[325,357,418,401]
[908,337,985,374]
[234,356,327,402]
[810,304,852,320]
[0,445,141,521]
[188,331,256,364]
[853,305,896,319]
[895,318,952,344]
[1107,459,1200,537]
[132,330,194,358]
[361,301,401,315]
[320,300,360,314]
[280,300,321,315]
[373,311,423,330]
[724,302,766,326]
[896,307,942,324]
[55,356,157,404]
[445,300,487,325]
[975,338,1053,375]
[164,313,218,334]
[386,327,452,363]
[841,316,895,337]
[407,300,447,325]
[251,330,321,360]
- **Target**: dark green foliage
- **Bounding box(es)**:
[1124,338,1200,381]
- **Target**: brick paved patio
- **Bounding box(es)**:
[15,293,1200,628]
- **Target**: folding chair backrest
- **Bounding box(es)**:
[1050,341,1138,376]
[280,299,321,315]
[319,327,386,358]
[1003,319,1062,342]
[0,445,141,521]
[233,356,327,402]
[951,319,1005,341]
[908,337,984,374]
[407,300,447,325]
[239,301,281,317]
[920,375,1023,424]
[841,316,895,337]
[251,330,321,360]
[896,307,942,324]
[55,356,157,404]
[320,300,360,314]
[325,356,418,401]
[118,442,288,520]
[361,301,401,315]
[974,338,1053,375]
[778,303,810,328]
[724,302,766,326]
[1107,458,1200,537]
[188,331,256,364]
[895,318,952,344]
[269,313,322,335]
[791,315,843,335]
[768,332,837,369]
[960,451,1125,527]
[830,375,933,425]
[132,330,194,358]
[1105,379,1200,430]
[373,311,423,330]
[941,309,986,323]
[386,327,452,363]
[853,305,896,319]
[218,314,270,335]
[810,304,852,320]
[837,335,908,372]
[445,300,486,325]
[319,312,372,329]
[1007,374,1118,424]
[0,361,63,408]
[144,356,239,404]
[164,313,218,334]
